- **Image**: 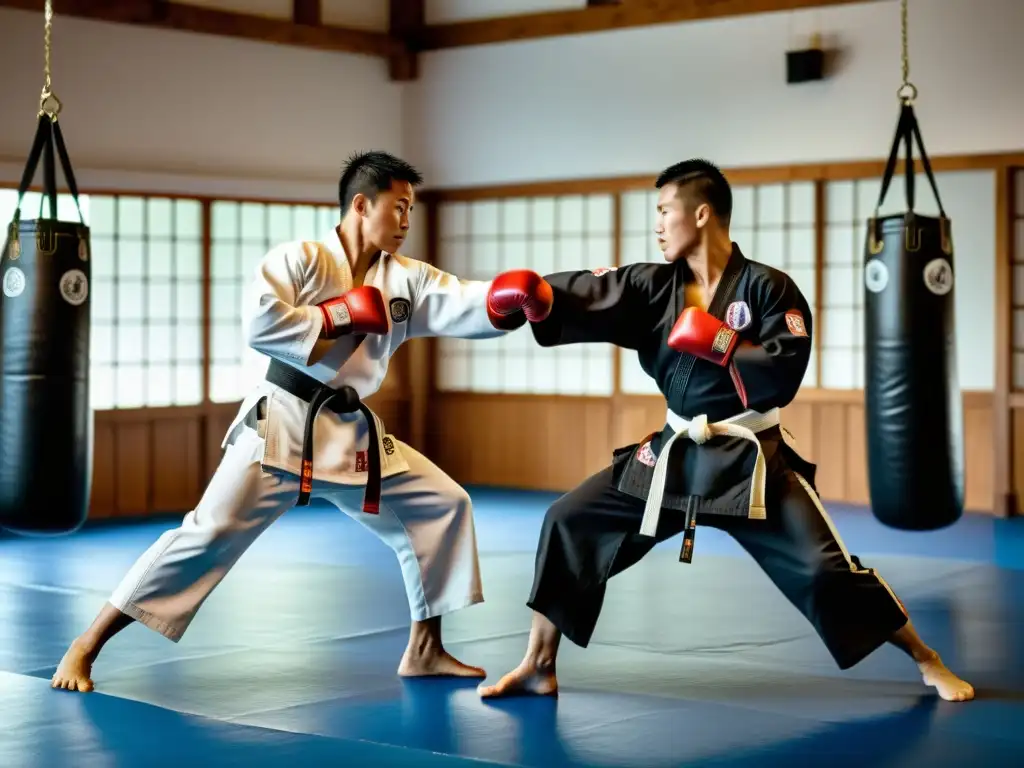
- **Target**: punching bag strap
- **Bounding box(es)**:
[51,120,85,223]
[14,115,52,216]
[906,107,945,217]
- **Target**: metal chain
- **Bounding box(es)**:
[39,0,62,119]
[897,0,917,102]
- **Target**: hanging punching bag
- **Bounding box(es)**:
[0,109,93,536]
[862,100,963,531]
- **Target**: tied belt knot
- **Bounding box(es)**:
[638,407,779,561]
[266,359,381,515]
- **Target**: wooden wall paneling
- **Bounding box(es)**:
[1015,409,1024,509]
[429,395,611,491]
[88,417,117,519]
[425,392,994,510]
[994,167,1015,515]
[149,414,204,513]
[113,422,151,517]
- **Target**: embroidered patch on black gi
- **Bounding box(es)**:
[382,436,396,455]
[725,300,752,331]
[636,441,656,467]
[785,310,808,337]
[591,267,617,276]
[389,298,411,323]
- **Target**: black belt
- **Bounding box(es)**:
[265,359,381,514]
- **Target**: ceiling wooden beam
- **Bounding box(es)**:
[416,0,885,51]
[0,0,403,58]
[292,0,320,27]
[388,0,425,82]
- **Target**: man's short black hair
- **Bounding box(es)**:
[655,158,732,223]
[338,150,423,213]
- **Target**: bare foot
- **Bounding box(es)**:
[398,647,486,678]
[919,653,975,702]
[478,660,558,698]
[51,638,96,693]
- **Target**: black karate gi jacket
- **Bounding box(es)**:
[529,244,817,520]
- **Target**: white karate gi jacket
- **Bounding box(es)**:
[223,227,503,486]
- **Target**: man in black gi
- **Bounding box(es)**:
[480,159,975,703]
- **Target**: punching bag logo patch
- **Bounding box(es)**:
[864,259,889,294]
[725,301,752,330]
[784,310,808,337]
[3,267,25,298]
[922,258,953,296]
[59,269,89,306]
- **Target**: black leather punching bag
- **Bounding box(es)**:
[0,113,92,535]
[863,102,963,531]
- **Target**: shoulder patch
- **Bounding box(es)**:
[389,297,411,323]
[784,310,807,337]
[591,267,617,276]
[725,301,752,331]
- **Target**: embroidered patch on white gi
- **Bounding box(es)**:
[591,267,617,276]
[636,441,656,467]
[922,258,953,296]
[389,297,410,322]
[382,436,396,455]
[3,267,25,298]
[59,269,88,306]
[784,310,808,337]
[864,259,889,294]
[725,301,752,330]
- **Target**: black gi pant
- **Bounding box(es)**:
[526,464,909,670]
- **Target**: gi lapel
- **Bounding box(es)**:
[666,244,747,407]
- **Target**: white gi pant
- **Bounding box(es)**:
[107,425,483,642]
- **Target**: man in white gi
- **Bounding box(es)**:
[50,151,555,692]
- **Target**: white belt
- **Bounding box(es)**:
[638,407,779,538]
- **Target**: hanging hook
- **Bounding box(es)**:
[897,0,916,103]
[37,0,62,120]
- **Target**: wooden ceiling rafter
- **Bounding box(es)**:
[0,0,886,60]
[388,0,425,82]
[415,0,886,51]
[0,0,402,58]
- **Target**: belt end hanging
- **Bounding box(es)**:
[679,503,696,564]
[361,403,382,515]
[297,460,313,506]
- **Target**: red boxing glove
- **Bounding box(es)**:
[318,285,389,339]
[667,306,739,366]
[486,269,554,330]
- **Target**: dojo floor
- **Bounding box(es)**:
[1,488,1023,767]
